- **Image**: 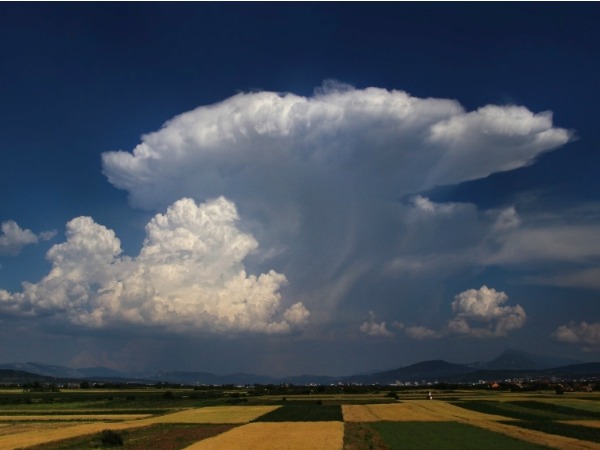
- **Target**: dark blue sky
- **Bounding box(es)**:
[1,3,599,375]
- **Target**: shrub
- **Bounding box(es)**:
[99,429,124,447]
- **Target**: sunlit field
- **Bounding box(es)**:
[0,388,599,449]
[183,422,345,450]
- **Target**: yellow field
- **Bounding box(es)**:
[0,421,141,449]
[1,397,600,449]
[562,420,600,429]
[182,421,344,450]
[0,414,151,421]
[342,400,509,422]
[0,422,79,437]
[0,405,280,449]
[344,401,600,450]
[156,405,280,424]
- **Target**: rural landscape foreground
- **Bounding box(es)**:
[1,383,600,449]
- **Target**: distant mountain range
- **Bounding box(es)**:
[1,349,598,386]
[468,348,580,371]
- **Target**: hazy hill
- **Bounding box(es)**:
[0,362,84,379]
[0,350,597,386]
[0,369,63,385]
[150,371,278,385]
[78,367,129,378]
[345,360,474,385]
[479,349,580,370]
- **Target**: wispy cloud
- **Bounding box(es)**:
[0,221,56,256]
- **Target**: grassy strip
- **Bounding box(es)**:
[508,401,600,419]
[501,420,600,444]
[252,403,343,422]
[21,423,237,450]
[367,421,550,450]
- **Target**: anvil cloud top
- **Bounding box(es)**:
[1,3,599,376]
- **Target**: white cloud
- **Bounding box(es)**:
[360,311,394,337]
[0,221,56,255]
[98,83,571,327]
[412,195,457,215]
[401,286,526,340]
[102,83,570,311]
[425,106,569,187]
[0,197,308,334]
[553,321,600,349]
[102,84,570,211]
[403,325,440,340]
[448,286,526,337]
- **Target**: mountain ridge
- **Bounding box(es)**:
[0,349,596,386]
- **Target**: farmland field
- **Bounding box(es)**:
[367,421,549,449]
[156,405,280,424]
[0,388,598,449]
[253,403,343,422]
[183,422,344,450]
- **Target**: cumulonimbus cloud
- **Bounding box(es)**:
[99,82,571,322]
[102,83,571,211]
[0,197,308,334]
[0,221,56,256]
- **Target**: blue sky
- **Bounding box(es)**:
[1,3,599,376]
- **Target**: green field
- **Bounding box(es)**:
[367,421,550,449]
[453,400,594,421]
[453,397,600,445]
[253,403,343,422]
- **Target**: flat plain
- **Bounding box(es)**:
[0,388,598,449]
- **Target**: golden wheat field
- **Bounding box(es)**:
[1,393,599,449]
[566,421,600,429]
[156,405,281,424]
[342,400,509,422]
[0,414,169,449]
[0,421,142,449]
[342,401,600,450]
[0,406,280,449]
[182,421,345,450]
[0,422,79,437]
[0,413,151,421]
